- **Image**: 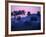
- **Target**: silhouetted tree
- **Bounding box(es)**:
[18,10,21,14]
[15,11,19,15]
[13,11,16,16]
[11,12,13,16]
[37,11,40,16]
[27,12,31,16]
[22,10,25,15]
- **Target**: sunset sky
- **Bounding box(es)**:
[11,5,41,17]
[11,5,41,14]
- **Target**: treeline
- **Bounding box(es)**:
[11,10,40,16]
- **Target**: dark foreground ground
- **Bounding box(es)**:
[11,14,41,31]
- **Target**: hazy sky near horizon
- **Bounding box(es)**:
[11,5,41,14]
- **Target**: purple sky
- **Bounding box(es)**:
[11,5,41,17]
[11,5,41,14]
